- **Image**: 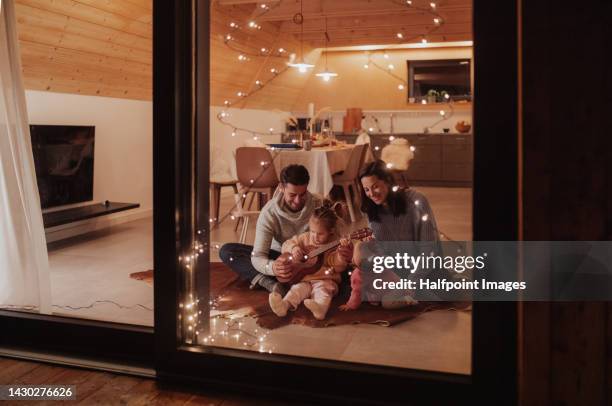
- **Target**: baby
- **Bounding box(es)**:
[269,202,350,320]
[340,239,418,311]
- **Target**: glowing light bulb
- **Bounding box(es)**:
[434,18,441,25]
[389,135,395,141]
[364,64,369,69]
[388,64,395,70]
[249,21,257,28]
[430,2,436,9]
[410,146,416,152]
[298,66,307,73]
[278,48,285,53]
[392,186,399,192]
[384,53,390,59]
[398,84,405,90]
[230,22,237,28]
[396,32,404,39]
[421,37,428,44]
[422,214,429,221]
[386,163,394,169]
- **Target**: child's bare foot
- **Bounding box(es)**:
[304,299,327,320]
[339,303,359,311]
[269,292,289,317]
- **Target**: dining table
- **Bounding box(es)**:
[270,143,373,197]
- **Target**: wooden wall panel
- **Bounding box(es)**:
[520,0,612,404]
[16,0,152,101]
[292,47,472,111]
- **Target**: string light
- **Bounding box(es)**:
[396,32,404,39]
[430,2,436,9]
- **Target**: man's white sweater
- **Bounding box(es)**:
[251,189,323,276]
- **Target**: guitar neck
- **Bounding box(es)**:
[305,228,371,259]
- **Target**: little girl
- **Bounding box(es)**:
[269,202,350,320]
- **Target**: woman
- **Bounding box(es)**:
[340,159,440,310]
[359,159,439,242]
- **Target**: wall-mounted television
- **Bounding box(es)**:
[408,59,472,101]
[30,125,95,209]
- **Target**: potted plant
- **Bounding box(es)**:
[426,89,439,104]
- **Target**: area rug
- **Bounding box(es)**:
[130,263,470,330]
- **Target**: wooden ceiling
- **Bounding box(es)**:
[217,0,472,47]
[15,0,152,101]
[13,0,471,104]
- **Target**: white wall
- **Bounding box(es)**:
[25,91,152,238]
[210,106,284,179]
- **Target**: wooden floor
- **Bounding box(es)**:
[0,357,309,405]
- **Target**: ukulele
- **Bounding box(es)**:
[276,228,373,285]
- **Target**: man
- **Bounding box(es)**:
[219,164,352,293]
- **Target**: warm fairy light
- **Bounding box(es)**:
[374,146,380,151]
[225,34,232,41]
[363,63,370,69]
[386,163,394,169]
[396,32,404,39]
[230,22,237,28]
[398,84,405,90]
[255,80,262,86]
[231,130,236,137]
[434,17,441,25]
[269,127,274,132]
[392,186,399,192]
[270,68,278,74]
[422,214,429,221]
[383,52,389,59]
[249,21,257,28]
[440,110,446,116]
[422,99,427,104]
[406,0,413,4]
[444,93,451,99]
[224,100,230,106]
[430,2,436,9]
[389,135,395,141]
[261,47,267,53]
[421,37,428,44]
[410,146,416,152]
[388,64,395,70]
[278,48,285,53]
[238,54,248,61]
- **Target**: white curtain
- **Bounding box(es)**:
[0,0,51,313]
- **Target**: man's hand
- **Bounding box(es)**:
[272,256,295,280]
[337,237,354,264]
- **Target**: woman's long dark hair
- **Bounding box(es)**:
[359,160,407,222]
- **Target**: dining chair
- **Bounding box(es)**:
[230,193,260,244]
[332,143,368,222]
[234,147,279,230]
[210,150,239,224]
